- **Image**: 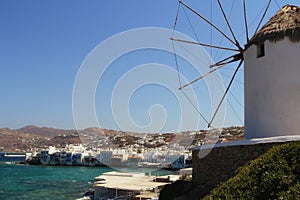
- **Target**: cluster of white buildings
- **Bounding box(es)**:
[36,144,191,170]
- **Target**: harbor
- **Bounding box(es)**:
[0,162,178,200]
[3,0,300,199]
[19,144,192,170]
[0,163,112,200]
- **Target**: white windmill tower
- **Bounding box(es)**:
[171,2,300,193]
[172,1,300,140]
[244,5,300,139]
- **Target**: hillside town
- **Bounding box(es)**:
[0,126,244,170]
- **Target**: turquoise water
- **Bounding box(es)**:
[0,164,112,200]
[0,163,174,200]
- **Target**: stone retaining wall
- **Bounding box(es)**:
[192,141,287,196]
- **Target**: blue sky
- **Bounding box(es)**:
[0,0,298,132]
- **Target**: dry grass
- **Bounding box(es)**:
[246,5,300,48]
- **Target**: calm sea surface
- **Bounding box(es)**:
[0,163,174,200]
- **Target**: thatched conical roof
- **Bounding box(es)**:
[246,4,300,48]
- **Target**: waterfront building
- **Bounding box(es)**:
[110,155,124,167]
[40,150,49,165]
[71,153,82,165]
[164,154,187,170]
[40,146,56,165]
[49,153,57,165]
[66,152,72,165]
[82,151,96,166]
[126,155,143,167]
[95,150,112,166]
[58,151,67,165]
[170,155,187,170]
[34,143,192,169]
[93,171,179,200]
[39,144,89,166]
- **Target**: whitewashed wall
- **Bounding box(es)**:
[244,38,300,139]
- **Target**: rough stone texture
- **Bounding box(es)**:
[192,142,285,197]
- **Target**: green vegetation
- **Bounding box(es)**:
[179,174,192,182]
[159,180,193,200]
[203,141,300,199]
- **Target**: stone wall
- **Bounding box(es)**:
[192,141,287,197]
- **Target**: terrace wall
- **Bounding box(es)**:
[192,141,294,197]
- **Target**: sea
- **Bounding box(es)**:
[0,163,174,200]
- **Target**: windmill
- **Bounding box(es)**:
[171,0,300,139]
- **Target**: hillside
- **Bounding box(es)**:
[0,127,81,152]
[203,141,300,199]
[17,125,76,137]
[0,126,244,153]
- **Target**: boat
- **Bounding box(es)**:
[0,152,26,163]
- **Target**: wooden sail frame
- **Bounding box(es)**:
[172,0,275,128]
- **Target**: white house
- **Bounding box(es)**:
[39,146,56,165]
[96,150,113,165]
[244,5,300,139]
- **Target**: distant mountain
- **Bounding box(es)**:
[0,126,81,152]
[83,127,140,137]
[0,125,244,153]
[16,125,77,137]
[83,127,106,134]
[0,127,43,152]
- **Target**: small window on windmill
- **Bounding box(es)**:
[257,43,265,58]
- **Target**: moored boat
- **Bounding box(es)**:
[0,152,26,163]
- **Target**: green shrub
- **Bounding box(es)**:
[179,174,192,182]
[202,141,300,199]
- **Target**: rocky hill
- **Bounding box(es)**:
[17,125,77,137]
[0,127,80,152]
[0,126,244,152]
